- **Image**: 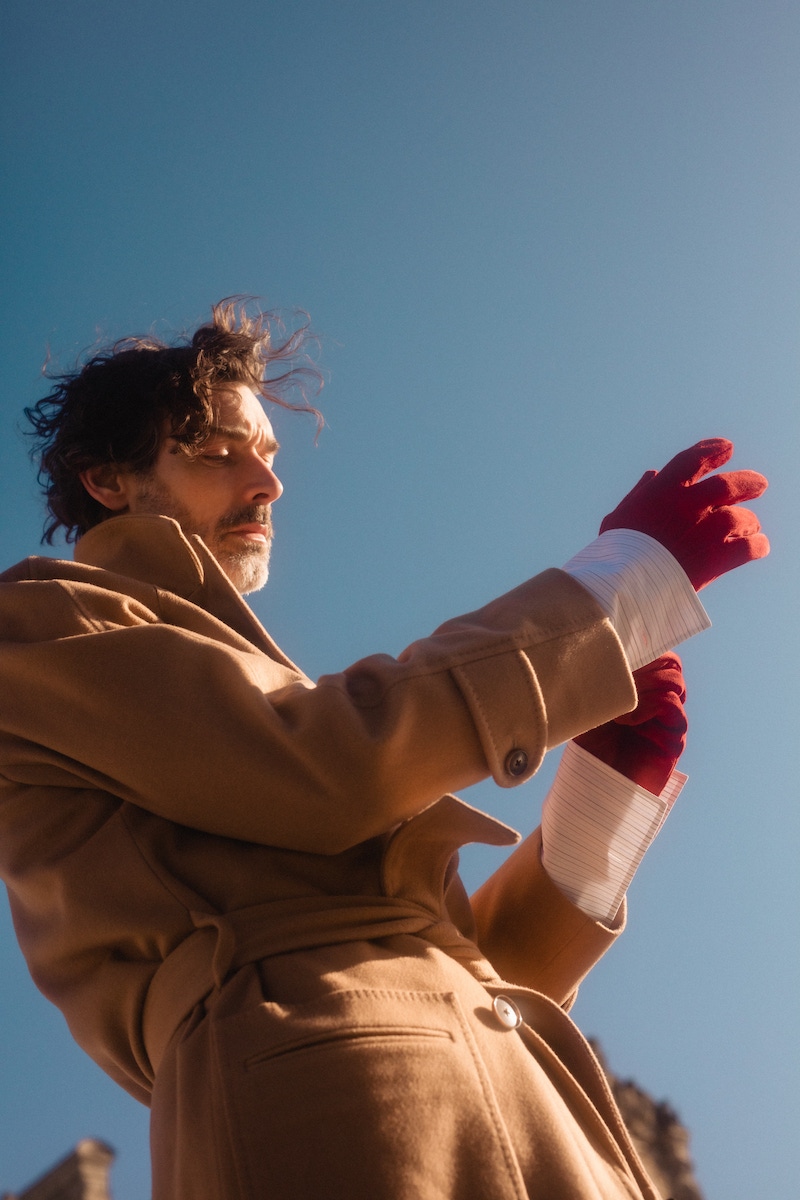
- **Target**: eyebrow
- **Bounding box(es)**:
[205,424,280,454]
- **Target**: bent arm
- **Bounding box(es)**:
[469,827,624,1006]
[0,569,634,854]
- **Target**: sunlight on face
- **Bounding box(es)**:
[128,384,283,594]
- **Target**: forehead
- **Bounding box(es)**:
[210,383,276,444]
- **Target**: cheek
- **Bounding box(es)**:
[161,463,230,513]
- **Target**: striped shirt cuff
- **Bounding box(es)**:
[542,740,686,923]
[563,529,710,670]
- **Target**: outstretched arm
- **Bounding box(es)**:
[468,427,775,1003]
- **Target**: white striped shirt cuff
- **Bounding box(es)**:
[542,741,686,923]
[563,529,710,670]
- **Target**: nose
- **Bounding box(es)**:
[247,457,283,505]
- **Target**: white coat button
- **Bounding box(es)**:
[492,994,522,1030]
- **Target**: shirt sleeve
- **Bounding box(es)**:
[562,528,710,669]
[542,528,702,919]
[541,740,686,922]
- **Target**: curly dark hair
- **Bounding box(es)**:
[25,298,323,544]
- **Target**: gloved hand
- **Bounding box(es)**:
[574,654,687,795]
[600,438,769,590]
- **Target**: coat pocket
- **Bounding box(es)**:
[211,986,527,1200]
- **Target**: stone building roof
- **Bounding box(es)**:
[1,1140,115,1200]
[591,1040,706,1200]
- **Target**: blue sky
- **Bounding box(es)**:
[1,2,798,1196]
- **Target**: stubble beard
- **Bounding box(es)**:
[215,509,274,595]
[131,478,273,595]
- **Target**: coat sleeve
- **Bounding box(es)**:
[468,827,625,1006]
[0,568,635,854]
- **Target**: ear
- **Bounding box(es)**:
[79,464,136,513]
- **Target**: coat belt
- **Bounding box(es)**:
[141,894,485,1080]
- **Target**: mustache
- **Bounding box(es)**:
[217,506,274,535]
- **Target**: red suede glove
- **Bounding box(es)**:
[574,655,687,795]
[600,438,769,590]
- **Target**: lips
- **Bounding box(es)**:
[225,524,270,544]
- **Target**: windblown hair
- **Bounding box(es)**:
[25,298,322,544]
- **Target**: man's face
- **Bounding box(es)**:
[121,384,283,594]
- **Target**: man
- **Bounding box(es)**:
[0,301,768,1199]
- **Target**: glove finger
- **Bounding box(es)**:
[701,504,762,539]
[657,438,734,488]
[628,655,685,699]
[627,469,659,494]
[638,693,689,739]
[626,680,688,742]
[653,693,689,734]
[681,506,770,588]
[632,652,683,677]
[715,525,771,567]
[690,469,769,508]
[616,686,686,728]
[634,714,688,754]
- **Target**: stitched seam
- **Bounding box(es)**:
[452,666,502,768]
[453,653,547,772]
[320,623,613,709]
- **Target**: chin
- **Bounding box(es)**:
[238,567,270,595]
[222,551,271,595]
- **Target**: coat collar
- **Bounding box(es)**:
[74,514,292,661]
[76,514,207,593]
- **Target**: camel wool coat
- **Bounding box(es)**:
[0,514,667,1200]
